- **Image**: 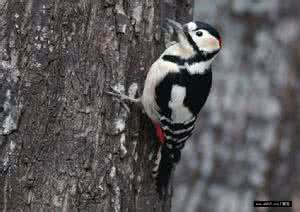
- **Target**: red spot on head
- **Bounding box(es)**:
[218,37,222,47]
[154,123,165,144]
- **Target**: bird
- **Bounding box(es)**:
[106,19,222,198]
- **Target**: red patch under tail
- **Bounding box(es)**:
[154,123,165,144]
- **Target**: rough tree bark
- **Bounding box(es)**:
[0,0,192,211]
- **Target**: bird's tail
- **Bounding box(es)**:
[152,144,181,199]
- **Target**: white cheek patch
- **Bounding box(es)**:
[194,31,220,52]
[206,37,219,49]
[187,22,197,31]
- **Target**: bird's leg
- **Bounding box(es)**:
[106,85,140,104]
[105,85,142,112]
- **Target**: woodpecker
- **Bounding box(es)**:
[107,19,222,197]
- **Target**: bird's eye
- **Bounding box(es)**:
[196,31,203,37]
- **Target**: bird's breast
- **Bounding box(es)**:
[155,69,212,121]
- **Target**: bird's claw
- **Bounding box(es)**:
[105,86,131,113]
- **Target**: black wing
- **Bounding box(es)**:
[154,68,212,197]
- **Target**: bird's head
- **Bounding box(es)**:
[166,19,222,56]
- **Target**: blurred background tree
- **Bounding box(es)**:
[173,0,300,212]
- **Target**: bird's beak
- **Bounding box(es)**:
[166,19,190,48]
[166,19,183,33]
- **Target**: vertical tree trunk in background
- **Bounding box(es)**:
[0,0,192,211]
[173,1,300,212]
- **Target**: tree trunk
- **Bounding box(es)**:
[0,0,192,211]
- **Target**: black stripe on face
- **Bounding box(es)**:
[184,31,201,54]
[162,51,219,66]
[162,46,219,68]
[186,50,220,65]
[183,29,220,63]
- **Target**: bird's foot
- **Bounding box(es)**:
[105,86,141,112]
